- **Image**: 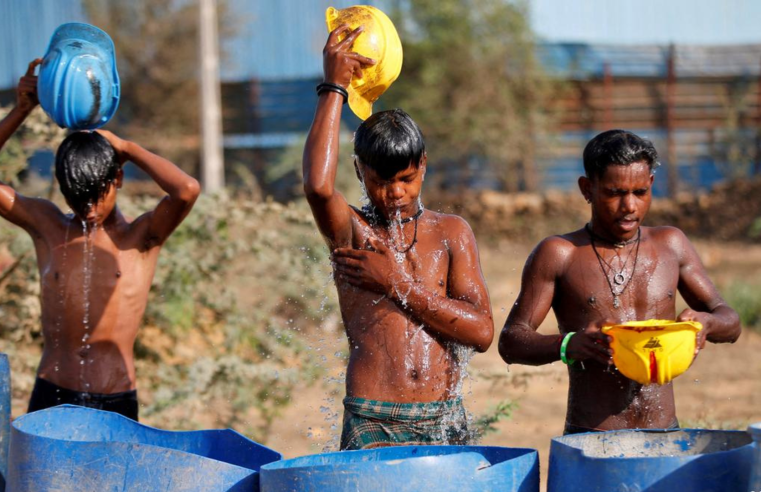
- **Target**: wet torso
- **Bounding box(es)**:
[555,226,683,429]
[33,210,160,394]
[337,209,471,403]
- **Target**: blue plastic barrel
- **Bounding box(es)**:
[0,354,10,491]
[548,428,753,492]
[260,445,539,492]
[8,405,281,491]
[750,423,761,490]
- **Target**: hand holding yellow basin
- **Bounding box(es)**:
[602,320,703,385]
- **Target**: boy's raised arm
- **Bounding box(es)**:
[96,130,200,246]
[303,26,374,249]
[0,59,57,230]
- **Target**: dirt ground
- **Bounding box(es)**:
[263,239,761,486]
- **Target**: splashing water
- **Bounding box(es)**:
[80,220,96,393]
[436,343,478,444]
[53,222,73,385]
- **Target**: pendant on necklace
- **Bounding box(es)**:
[614,272,626,285]
[613,296,620,309]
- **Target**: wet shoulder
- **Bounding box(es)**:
[537,229,585,254]
[529,229,584,268]
[424,211,476,243]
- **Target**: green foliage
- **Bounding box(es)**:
[473,399,517,437]
[121,193,337,440]
[83,0,238,171]
[385,0,559,191]
[749,216,761,240]
[723,281,761,332]
[0,106,66,185]
[263,131,365,205]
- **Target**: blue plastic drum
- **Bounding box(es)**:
[548,428,753,492]
[0,355,10,491]
[260,445,539,492]
[750,423,761,490]
[8,405,281,492]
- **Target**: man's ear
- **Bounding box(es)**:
[115,168,124,189]
[420,152,427,180]
[578,175,592,203]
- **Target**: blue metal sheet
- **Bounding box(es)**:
[530,0,761,46]
[221,0,388,82]
[0,0,85,90]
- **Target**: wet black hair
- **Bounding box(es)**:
[353,108,425,180]
[583,129,659,179]
[55,131,120,217]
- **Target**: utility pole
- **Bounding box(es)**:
[666,43,678,196]
[199,0,225,192]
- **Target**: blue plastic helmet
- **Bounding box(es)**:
[38,22,120,130]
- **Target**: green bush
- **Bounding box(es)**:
[723,281,761,332]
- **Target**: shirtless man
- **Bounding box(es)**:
[498,129,740,434]
[0,60,200,420]
[304,26,493,450]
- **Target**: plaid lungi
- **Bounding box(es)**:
[340,396,470,450]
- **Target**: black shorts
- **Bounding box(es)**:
[28,376,139,421]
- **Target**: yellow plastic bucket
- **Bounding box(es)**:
[602,320,702,385]
[326,5,403,120]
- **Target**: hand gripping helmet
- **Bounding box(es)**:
[326,5,403,121]
[38,22,120,130]
[602,320,702,385]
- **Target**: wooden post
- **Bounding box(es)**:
[199,0,225,192]
[603,62,613,130]
[666,44,678,196]
[755,54,761,175]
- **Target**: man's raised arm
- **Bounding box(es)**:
[303,26,374,249]
[0,59,58,231]
[96,130,200,246]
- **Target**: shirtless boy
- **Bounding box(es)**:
[498,129,740,434]
[0,60,200,420]
[304,27,493,449]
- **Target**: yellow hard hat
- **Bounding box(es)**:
[602,320,703,386]
[325,5,403,120]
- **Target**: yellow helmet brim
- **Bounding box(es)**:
[602,320,703,386]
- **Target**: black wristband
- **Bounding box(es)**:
[316,82,349,104]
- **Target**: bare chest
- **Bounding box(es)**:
[39,235,156,305]
[557,245,680,321]
[353,221,451,291]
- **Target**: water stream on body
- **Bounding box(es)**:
[79,220,96,394]
[53,222,72,403]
